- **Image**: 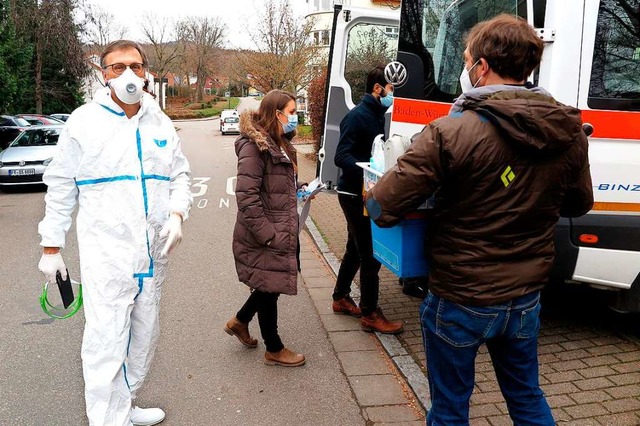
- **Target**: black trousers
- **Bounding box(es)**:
[333,193,381,316]
[236,290,284,353]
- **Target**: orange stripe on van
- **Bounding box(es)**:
[391,98,451,125]
[581,110,640,140]
[392,98,640,141]
[592,202,640,213]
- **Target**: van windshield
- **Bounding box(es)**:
[224,117,239,123]
[588,0,640,111]
[399,0,527,101]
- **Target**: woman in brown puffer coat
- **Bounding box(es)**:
[224,89,306,367]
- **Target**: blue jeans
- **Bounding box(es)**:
[420,291,554,426]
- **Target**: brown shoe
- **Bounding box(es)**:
[332,296,362,318]
[264,347,306,367]
[224,317,258,348]
[361,308,404,334]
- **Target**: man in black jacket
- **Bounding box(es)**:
[331,65,403,334]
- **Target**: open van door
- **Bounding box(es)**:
[317,6,400,188]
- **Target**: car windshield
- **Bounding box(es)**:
[224,117,239,123]
[10,128,62,147]
[13,117,30,127]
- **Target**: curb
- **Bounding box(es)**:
[304,216,431,413]
[171,115,219,123]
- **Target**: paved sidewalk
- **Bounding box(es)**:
[299,231,425,424]
[296,145,640,426]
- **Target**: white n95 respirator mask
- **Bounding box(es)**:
[108,68,144,105]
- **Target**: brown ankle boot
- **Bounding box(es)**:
[361,308,404,334]
[264,347,306,367]
[332,295,362,317]
[224,317,258,348]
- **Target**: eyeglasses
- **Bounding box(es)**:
[103,62,146,77]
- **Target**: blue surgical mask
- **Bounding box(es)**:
[279,111,298,134]
[380,91,394,108]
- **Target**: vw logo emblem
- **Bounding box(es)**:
[384,61,408,87]
[19,161,25,167]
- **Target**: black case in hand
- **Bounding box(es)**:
[56,270,74,309]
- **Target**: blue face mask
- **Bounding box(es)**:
[279,111,298,134]
[380,90,394,108]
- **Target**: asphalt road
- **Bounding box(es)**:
[0,98,363,425]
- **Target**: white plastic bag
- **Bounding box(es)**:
[371,134,385,172]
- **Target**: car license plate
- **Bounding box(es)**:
[9,168,35,176]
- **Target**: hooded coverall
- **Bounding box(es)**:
[38,87,192,425]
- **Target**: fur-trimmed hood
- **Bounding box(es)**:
[237,109,298,165]
[239,110,272,152]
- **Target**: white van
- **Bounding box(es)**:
[220,109,238,132]
[221,115,240,135]
[319,1,640,312]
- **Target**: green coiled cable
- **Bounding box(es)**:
[40,280,83,319]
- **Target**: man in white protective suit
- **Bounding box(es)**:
[37,40,192,426]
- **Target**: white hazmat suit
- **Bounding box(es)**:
[38,87,192,425]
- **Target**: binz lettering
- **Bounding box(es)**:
[596,183,640,191]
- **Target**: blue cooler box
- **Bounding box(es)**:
[370,214,430,278]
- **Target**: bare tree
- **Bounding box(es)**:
[175,16,226,102]
[235,0,316,95]
[141,13,181,108]
[84,4,127,53]
[375,0,401,10]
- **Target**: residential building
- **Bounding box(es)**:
[303,0,400,111]
[82,54,105,103]
[305,0,400,66]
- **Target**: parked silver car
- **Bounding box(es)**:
[0,125,63,186]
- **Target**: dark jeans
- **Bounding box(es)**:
[333,193,381,316]
[420,291,554,425]
[236,290,283,353]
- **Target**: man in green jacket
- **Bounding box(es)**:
[366,15,593,425]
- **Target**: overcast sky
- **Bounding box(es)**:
[86,0,309,49]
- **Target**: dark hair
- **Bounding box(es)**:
[466,14,544,81]
[365,65,388,94]
[100,40,149,68]
[255,89,296,148]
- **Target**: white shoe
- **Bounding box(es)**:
[130,406,165,426]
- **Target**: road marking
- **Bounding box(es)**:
[192,177,211,197]
[220,198,230,208]
[226,177,237,196]
[198,199,208,209]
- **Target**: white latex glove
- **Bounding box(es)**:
[160,213,183,257]
[38,252,67,284]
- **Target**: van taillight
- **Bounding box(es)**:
[579,234,599,244]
